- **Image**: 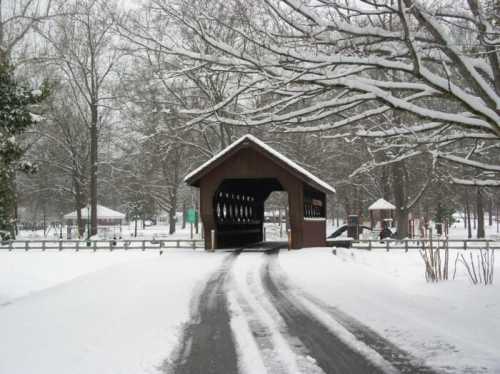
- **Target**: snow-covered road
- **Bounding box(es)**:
[1,246,497,373]
[168,246,438,374]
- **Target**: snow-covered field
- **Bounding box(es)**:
[0,249,226,374]
[1,221,499,373]
[278,248,500,373]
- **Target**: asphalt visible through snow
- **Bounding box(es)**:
[167,250,241,374]
[168,245,440,374]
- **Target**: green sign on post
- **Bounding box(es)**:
[186,209,198,224]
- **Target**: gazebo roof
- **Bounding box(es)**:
[63,204,125,220]
[368,198,396,211]
[184,134,335,194]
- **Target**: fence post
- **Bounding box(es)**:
[8,240,12,251]
[75,241,79,252]
[25,241,29,251]
[404,240,408,253]
[368,240,372,251]
[287,229,292,250]
[463,240,467,251]
[176,240,180,248]
[386,240,390,252]
[142,240,146,251]
[42,241,46,251]
[109,241,113,251]
[192,240,196,250]
[93,241,97,252]
[211,230,216,252]
[263,227,266,242]
[59,240,62,251]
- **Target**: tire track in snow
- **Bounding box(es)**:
[264,250,442,374]
[228,252,324,374]
[167,251,241,374]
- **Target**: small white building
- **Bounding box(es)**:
[64,204,126,226]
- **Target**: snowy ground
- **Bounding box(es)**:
[16,222,204,241]
[0,249,226,374]
[278,248,500,373]
[1,222,499,373]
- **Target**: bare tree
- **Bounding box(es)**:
[0,0,57,65]
[36,0,122,235]
[125,0,499,187]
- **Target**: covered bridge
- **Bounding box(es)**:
[184,135,335,249]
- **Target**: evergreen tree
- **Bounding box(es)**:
[0,63,45,236]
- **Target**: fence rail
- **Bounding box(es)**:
[0,239,205,251]
[328,238,500,251]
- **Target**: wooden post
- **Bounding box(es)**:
[211,229,216,251]
[142,240,146,251]
[25,241,29,251]
[386,240,390,252]
[42,241,46,251]
[75,241,79,252]
[59,240,62,251]
[93,241,97,252]
[8,240,12,251]
[109,241,113,251]
[176,240,180,248]
[287,229,292,250]
[463,240,467,250]
[263,227,266,242]
[404,240,408,253]
[368,240,372,251]
[280,209,283,238]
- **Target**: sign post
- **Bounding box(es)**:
[186,209,198,240]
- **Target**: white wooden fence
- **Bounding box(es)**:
[328,238,500,251]
[0,239,205,251]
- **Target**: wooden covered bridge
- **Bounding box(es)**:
[184,135,335,249]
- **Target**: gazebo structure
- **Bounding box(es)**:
[184,135,335,249]
[368,198,396,230]
[64,204,126,227]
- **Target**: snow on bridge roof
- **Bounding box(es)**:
[184,134,335,194]
[64,204,126,220]
[368,198,396,211]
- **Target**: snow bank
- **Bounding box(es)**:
[0,250,226,374]
[278,248,500,373]
[0,250,153,304]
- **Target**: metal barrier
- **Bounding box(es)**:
[0,239,205,251]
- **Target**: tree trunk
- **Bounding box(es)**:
[391,161,408,239]
[477,187,485,238]
[168,204,176,235]
[463,197,467,229]
[488,197,493,226]
[90,104,98,236]
[465,193,472,239]
[75,201,83,239]
[381,165,391,200]
[182,200,187,229]
[73,172,85,237]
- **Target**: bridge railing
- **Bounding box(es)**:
[0,239,205,251]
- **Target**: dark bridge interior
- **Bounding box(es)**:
[214,178,284,248]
